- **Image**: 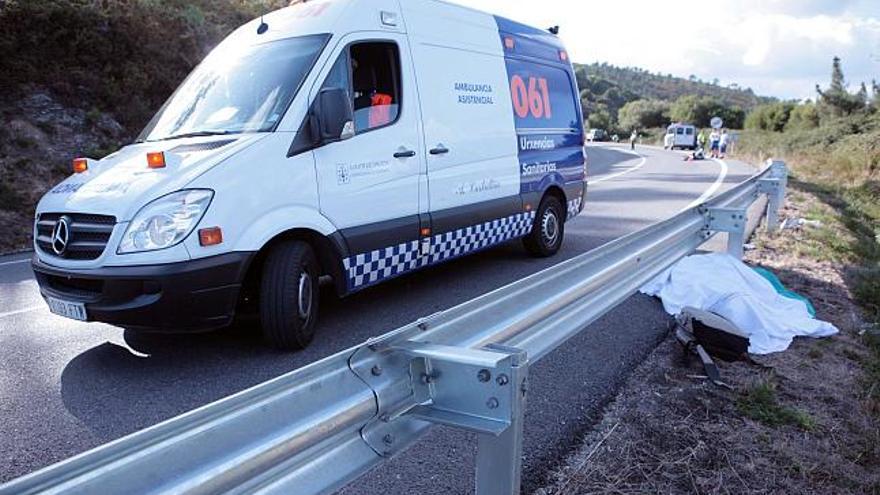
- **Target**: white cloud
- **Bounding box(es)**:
[450,0,880,99]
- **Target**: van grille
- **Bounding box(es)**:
[36,213,116,260]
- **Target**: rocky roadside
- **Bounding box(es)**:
[0,87,129,254]
[535,189,879,494]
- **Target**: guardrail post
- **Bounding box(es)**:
[763,159,788,230]
[351,340,529,494]
[704,207,747,259]
[475,344,527,495]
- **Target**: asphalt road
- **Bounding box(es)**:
[0,144,755,492]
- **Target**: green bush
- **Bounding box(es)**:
[786,102,821,131]
[618,99,670,131]
[670,94,745,128]
[745,102,796,132]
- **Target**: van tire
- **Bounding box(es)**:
[523,196,565,257]
[260,240,319,350]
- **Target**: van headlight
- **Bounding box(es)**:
[118,189,214,254]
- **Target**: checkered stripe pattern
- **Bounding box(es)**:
[567,197,583,220]
[343,211,536,290]
[343,240,426,290]
[429,211,535,265]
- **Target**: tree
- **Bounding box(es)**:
[785,102,820,131]
[669,95,745,128]
[816,56,865,117]
[670,95,703,124]
[857,82,869,107]
[873,80,880,109]
[745,102,795,132]
[618,99,670,130]
[586,106,613,130]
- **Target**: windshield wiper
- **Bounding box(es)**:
[154,130,237,142]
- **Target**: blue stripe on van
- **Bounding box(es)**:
[494,17,586,203]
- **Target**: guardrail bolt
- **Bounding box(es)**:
[371,365,383,376]
[486,397,499,409]
[496,374,509,386]
[383,434,394,445]
[421,373,434,384]
[477,369,491,382]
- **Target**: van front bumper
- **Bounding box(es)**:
[32,252,255,333]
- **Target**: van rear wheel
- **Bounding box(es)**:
[260,240,319,350]
[523,196,565,257]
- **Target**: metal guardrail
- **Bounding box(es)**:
[0,160,788,495]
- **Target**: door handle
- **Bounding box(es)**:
[429,145,449,155]
[393,149,417,158]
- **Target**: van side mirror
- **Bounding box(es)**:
[314,88,354,143]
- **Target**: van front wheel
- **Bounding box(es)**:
[523,196,565,257]
[260,240,319,350]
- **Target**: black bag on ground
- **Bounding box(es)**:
[680,306,749,362]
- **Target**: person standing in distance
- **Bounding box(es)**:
[719,129,730,158]
[629,129,638,150]
[709,128,721,158]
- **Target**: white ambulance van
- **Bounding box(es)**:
[32,0,587,349]
[664,123,697,150]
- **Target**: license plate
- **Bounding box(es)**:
[46,297,88,321]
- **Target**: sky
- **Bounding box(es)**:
[452,0,880,100]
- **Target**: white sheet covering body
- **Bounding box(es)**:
[641,253,838,354]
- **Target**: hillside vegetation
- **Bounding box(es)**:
[574,62,769,132]
[0,0,283,251]
[0,0,285,129]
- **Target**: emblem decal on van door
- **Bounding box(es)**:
[335,160,390,185]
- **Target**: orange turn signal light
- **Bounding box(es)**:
[147,152,166,169]
[72,158,88,174]
[504,37,515,50]
[559,50,568,61]
[420,227,432,237]
[198,227,223,247]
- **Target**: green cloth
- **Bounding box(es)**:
[752,266,816,317]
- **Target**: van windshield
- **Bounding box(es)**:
[139,34,329,142]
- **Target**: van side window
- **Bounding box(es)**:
[350,42,401,133]
[676,127,684,135]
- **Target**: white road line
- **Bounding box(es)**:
[587,148,647,185]
[0,258,30,267]
[0,305,43,319]
[683,158,729,210]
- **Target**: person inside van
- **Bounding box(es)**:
[351,44,400,132]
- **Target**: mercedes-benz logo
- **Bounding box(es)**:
[51,215,72,256]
